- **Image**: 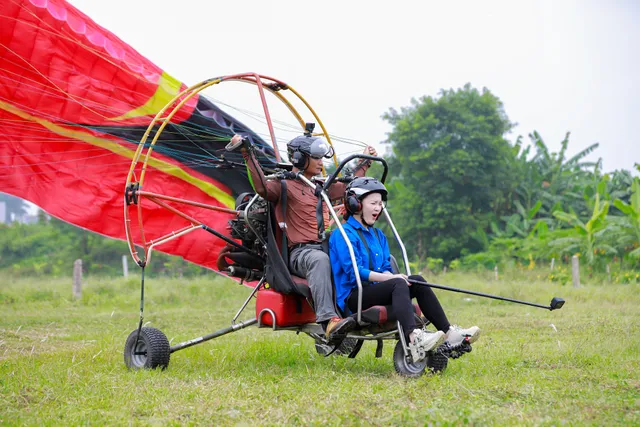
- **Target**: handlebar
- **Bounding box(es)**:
[264,171,299,180]
[323,154,388,191]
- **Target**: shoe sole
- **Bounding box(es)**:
[465,328,481,344]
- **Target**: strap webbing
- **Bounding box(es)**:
[356,228,375,272]
[280,180,289,267]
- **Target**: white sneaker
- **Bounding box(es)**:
[408,329,445,363]
[445,325,481,347]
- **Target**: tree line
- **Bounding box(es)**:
[380,84,639,281]
[1,83,638,279]
[0,214,202,277]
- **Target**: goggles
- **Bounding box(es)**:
[307,138,334,160]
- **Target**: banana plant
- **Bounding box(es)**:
[492,200,548,238]
[611,178,640,259]
[552,191,616,265]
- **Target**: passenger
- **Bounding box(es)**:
[228,133,377,345]
[329,177,480,359]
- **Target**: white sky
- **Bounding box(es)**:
[66,0,639,174]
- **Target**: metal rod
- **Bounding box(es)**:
[134,266,145,346]
[298,174,365,325]
[243,194,266,246]
[170,318,258,353]
[408,278,557,310]
[324,154,388,190]
[257,309,277,330]
[397,320,409,357]
[232,277,265,324]
[145,225,202,266]
[202,225,262,258]
[251,74,281,162]
[382,209,411,276]
[345,330,398,341]
[137,191,238,215]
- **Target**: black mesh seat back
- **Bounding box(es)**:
[389,255,401,274]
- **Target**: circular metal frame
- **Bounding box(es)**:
[123,73,339,267]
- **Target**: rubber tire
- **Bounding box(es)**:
[314,340,336,357]
[426,346,449,373]
[334,337,362,357]
[124,327,170,370]
[392,340,428,378]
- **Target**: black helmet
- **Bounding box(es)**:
[287,135,334,169]
[344,177,387,215]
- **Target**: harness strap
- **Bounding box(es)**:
[356,228,375,273]
[280,180,289,267]
[315,183,326,241]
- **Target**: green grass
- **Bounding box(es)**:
[1,272,639,426]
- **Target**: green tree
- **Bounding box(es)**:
[382,84,516,261]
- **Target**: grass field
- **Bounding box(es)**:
[1,271,638,426]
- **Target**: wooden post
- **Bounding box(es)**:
[606,264,611,282]
[494,265,499,281]
[571,255,580,288]
[73,259,82,299]
[122,255,129,278]
[442,266,447,275]
[550,258,555,272]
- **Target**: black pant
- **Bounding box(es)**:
[346,275,451,339]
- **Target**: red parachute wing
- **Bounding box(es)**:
[0,0,274,271]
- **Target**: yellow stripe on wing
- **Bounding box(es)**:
[109,72,183,121]
[0,100,234,208]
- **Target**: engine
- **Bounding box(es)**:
[228,192,268,255]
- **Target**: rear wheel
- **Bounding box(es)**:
[334,337,363,358]
[314,340,336,357]
[124,327,170,370]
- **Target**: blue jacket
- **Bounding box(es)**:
[329,216,392,312]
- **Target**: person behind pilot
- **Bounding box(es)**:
[329,177,481,358]
[228,132,377,344]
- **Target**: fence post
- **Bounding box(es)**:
[550,258,555,272]
[442,266,447,276]
[494,265,499,281]
[122,255,129,278]
[606,264,611,282]
[571,255,580,288]
[73,259,82,299]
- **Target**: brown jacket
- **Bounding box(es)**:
[242,150,369,246]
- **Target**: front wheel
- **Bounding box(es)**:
[124,327,170,370]
[392,340,428,378]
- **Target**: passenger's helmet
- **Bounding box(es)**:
[344,177,387,215]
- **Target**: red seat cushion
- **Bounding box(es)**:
[359,303,422,326]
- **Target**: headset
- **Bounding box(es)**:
[290,149,309,169]
[344,177,388,216]
[345,189,363,215]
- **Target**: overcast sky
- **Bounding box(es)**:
[67,0,639,174]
